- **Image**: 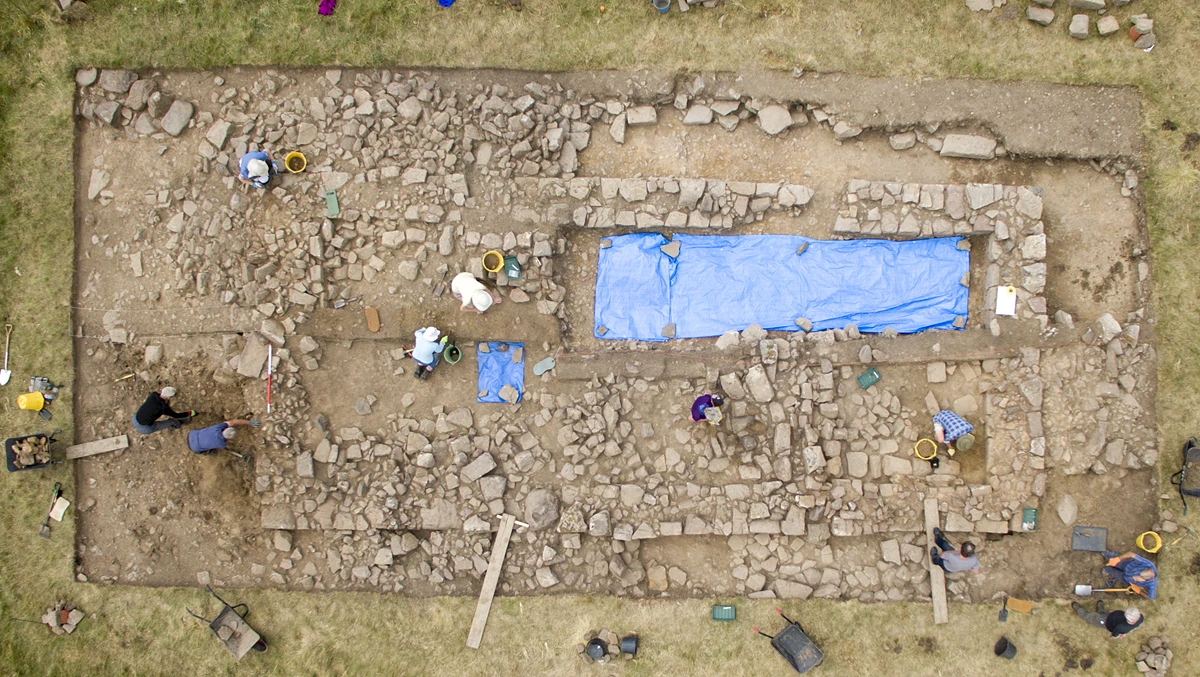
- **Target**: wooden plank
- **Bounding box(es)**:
[466,514,516,649]
[924,498,949,625]
[65,435,129,460]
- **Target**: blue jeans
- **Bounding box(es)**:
[415,353,440,370]
[931,534,955,571]
[131,413,184,435]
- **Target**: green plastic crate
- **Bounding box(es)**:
[1021,507,1039,532]
[856,367,881,389]
[711,605,736,622]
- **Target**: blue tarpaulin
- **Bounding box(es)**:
[594,233,969,340]
[477,342,524,403]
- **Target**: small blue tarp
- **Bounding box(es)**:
[477,342,524,403]
[594,233,969,340]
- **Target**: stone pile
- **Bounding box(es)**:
[577,628,633,664]
[41,600,85,635]
[77,69,195,137]
[1022,0,1153,49]
[1136,636,1172,677]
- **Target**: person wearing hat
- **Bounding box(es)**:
[132,387,194,435]
[411,326,446,380]
[690,393,725,425]
[238,150,277,189]
[187,418,260,454]
[450,272,502,314]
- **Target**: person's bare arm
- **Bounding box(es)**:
[226,419,250,426]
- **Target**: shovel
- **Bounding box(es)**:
[1,324,12,386]
[39,482,62,539]
[1074,584,1134,596]
[432,270,449,297]
[998,597,1008,622]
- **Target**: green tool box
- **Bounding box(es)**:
[1021,507,1039,532]
[856,367,881,389]
[711,605,736,622]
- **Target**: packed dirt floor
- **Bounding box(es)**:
[70,68,1161,609]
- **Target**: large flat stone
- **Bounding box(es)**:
[261,506,296,530]
[461,453,497,482]
[757,105,793,135]
[940,134,997,159]
[236,334,270,379]
[160,100,194,136]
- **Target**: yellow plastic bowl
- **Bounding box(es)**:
[482,250,505,274]
[914,438,937,461]
[284,151,307,174]
[1137,531,1162,553]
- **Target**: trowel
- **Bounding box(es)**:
[0,324,12,386]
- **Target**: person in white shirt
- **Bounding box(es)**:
[450,272,501,313]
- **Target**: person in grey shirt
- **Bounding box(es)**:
[930,527,981,573]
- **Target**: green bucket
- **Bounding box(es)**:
[444,344,462,365]
[503,255,521,279]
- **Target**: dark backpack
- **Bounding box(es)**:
[1170,437,1200,514]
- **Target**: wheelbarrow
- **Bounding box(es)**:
[5,430,63,472]
[186,586,267,660]
[753,608,824,674]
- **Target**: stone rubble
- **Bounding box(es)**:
[72,68,1157,604]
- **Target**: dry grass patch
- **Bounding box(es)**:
[1,0,1200,675]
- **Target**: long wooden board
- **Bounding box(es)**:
[65,435,129,460]
[466,513,516,649]
[924,498,949,625]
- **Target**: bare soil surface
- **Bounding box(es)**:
[71,67,1155,608]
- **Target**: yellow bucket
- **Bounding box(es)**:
[914,438,937,461]
[17,391,45,411]
[482,250,505,274]
[1137,531,1162,553]
[284,151,307,174]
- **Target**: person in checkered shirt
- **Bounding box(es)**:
[932,410,975,452]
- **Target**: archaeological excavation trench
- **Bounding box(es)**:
[70,67,1156,604]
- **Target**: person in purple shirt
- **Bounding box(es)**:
[187,418,258,454]
[690,394,724,424]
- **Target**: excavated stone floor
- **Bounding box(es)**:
[71,68,1156,605]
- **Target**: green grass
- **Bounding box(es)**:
[2,0,1200,675]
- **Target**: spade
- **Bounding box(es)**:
[0,324,12,386]
[39,482,62,539]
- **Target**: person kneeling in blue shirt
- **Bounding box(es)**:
[411,327,446,380]
[188,418,259,454]
[239,150,277,189]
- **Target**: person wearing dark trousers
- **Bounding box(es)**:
[930,527,981,573]
[1071,601,1143,639]
[132,387,194,435]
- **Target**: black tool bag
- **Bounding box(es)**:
[1170,437,1200,514]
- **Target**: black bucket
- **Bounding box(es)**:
[620,634,639,656]
[994,636,1017,659]
[586,638,608,660]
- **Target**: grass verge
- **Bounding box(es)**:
[2,0,1199,675]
